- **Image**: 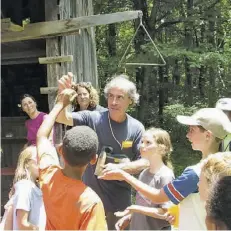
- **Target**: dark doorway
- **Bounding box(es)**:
[1,63,49,117]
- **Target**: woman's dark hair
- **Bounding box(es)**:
[206,176,231,229]
[18,94,37,117]
[19,94,37,105]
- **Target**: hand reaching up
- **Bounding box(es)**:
[58,72,74,93]
[56,89,77,108]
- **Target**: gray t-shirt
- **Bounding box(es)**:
[130,166,174,230]
[13,179,46,230]
[72,110,144,212]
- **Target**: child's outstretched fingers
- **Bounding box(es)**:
[98,169,125,181]
[164,212,175,225]
[56,89,77,108]
[58,72,73,93]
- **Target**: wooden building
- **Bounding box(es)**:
[1,0,99,214]
[1,0,141,215]
[1,0,48,214]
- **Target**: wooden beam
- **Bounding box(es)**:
[1,167,15,176]
[39,55,73,64]
[1,18,24,32]
[2,11,142,43]
[40,87,58,94]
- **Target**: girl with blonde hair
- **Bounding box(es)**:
[101,108,231,230]
[198,152,231,202]
[115,128,174,230]
[2,146,46,230]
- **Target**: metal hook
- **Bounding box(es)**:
[138,11,143,26]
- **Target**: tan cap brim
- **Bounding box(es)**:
[176,115,200,126]
[226,123,231,133]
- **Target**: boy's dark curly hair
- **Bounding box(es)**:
[62,126,98,167]
[207,175,231,229]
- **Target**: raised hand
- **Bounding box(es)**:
[56,89,77,108]
[58,72,74,93]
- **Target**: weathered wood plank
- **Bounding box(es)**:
[40,87,58,94]
[38,55,73,64]
[45,0,62,143]
[59,0,98,88]
[2,11,142,43]
[1,18,24,32]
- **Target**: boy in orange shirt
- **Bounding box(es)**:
[36,89,107,230]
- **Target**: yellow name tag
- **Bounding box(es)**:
[122,141,133,148]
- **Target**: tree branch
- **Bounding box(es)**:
[156,19,184,32]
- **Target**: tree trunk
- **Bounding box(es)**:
[107,24,117,57]
[184,0,194,106]
[184,57,193,105]
[207,10,216,107]
[173,59,180,85]
[136,67,150,124]
[198,66,205,97]
[158,66,164,124]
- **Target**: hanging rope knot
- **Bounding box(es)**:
[138,11,143,26]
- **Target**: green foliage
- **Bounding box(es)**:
[162,104,204,176]
[95,0,230,176]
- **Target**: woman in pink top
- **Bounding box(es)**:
[20,94,54,146]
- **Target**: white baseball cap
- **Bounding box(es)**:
[215,98,231,111]
[177,108,231,139]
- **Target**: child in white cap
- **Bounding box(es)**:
[216,98,231,151]
[100,108,231,230]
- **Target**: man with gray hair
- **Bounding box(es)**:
[56,72,148,229]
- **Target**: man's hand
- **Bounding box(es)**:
[103,163,121,171]
[102,158,130,172]
[98,168,127,181]
[55,89,77,108]
[58,72,74,93]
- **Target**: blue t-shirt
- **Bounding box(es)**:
[163,166,199,205]
[72,110,144,212]
[163,163,206,230]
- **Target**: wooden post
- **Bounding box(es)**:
[59,0,98,88]
[45,0,62,143]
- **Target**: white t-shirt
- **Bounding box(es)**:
[13,179,46,230]
[164,163,206,230]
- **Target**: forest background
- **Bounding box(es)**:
[94,0,231,175]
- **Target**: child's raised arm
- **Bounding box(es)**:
[36,89,77,169]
